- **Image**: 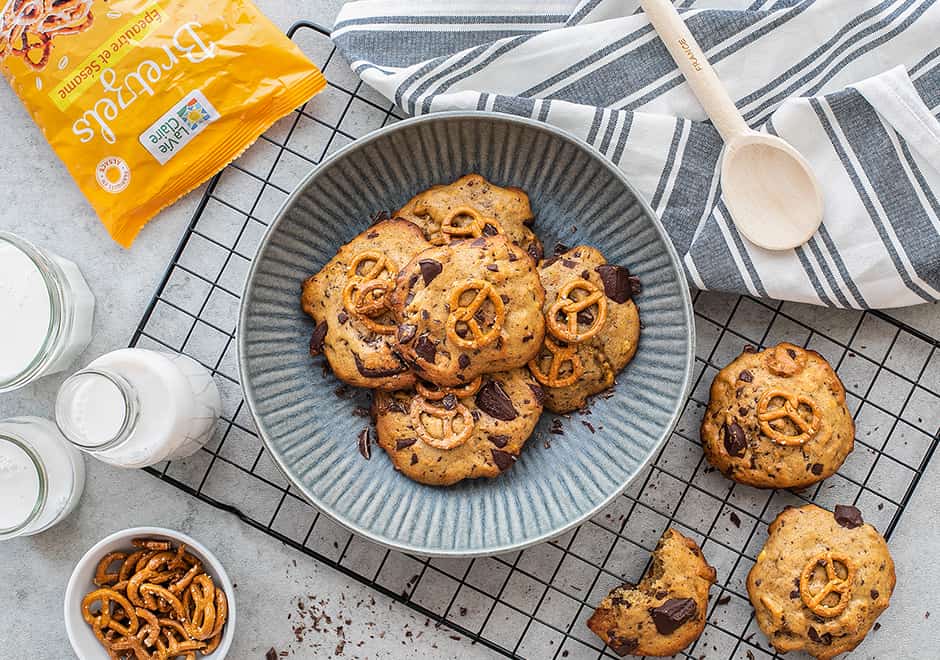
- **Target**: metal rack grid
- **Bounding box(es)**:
[130,22,940,660]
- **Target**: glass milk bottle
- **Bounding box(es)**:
[0,232,95,393]
[55,349,221,468]
[0,417,85,540]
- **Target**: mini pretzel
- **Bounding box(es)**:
[757,389,821,446]
[341,251,398,335]
[95,552,128,587]
[439,206,503,241]
[410,397,475,450]
[415,376,483,401]
[82,589,139,637]
[446,279,505,349]
[528,338,583,388]
[547,279,607,343]
[800,552,855,618]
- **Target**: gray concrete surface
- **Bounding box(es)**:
[0,1,937,658]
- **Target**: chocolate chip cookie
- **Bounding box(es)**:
[301,219,431,390]
[528,246,640,413]
[388,234,545,387]
[748,504,895,660]
[588,528,716,657]
[700,342,854,489]
[372,368,544,486]
[396,174,544,262]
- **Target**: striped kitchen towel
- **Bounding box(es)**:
[332,0,940,309]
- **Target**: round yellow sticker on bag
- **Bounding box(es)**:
[1,0,326,246]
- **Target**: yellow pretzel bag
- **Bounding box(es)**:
[1,0,326,246]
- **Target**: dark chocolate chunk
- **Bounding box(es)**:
[562,259,577,269]
[871,589,879,600]
[458,354,471,369]
[807,627,832,645]
[553,242,571,256]
[508,251,518,262]
[414,335,437,363]
[542,256,560,268]
[396,438,416,451]
[485,264,499,272]
[787,348,797,359]
[491,449,515,471]
[490,435,509,448]
[655,590,668,599]
[811,463,824,475]
[337,311,349,325]
[266,648,278,660]
[366,230,379,239]
[527,242,544,263]
[397,324,417,344]
[353,354,410,378]
[723,422,747,457]
[649,598,697,635]
[607,636,638,656]
[595,265,633,303]
[309,322,328,355]
[442,393,457,410]
[385,400,406,414]
[482,223,499,236]
[790,589,801,599]
[357,428,371,460]
[500,294,510,304]
[581,270,590,279]
[528,383,545,406]
[410,452,419,465]
[419,259,443,285]
[739,369,753,383]
[470,237,487,247]
[834,504,864,529]
[476,380,519,421]
[629,275,642,296]
[729,511,741,528]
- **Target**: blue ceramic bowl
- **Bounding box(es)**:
[239,112,694,556]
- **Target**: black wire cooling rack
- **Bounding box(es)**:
[130,21,940,660]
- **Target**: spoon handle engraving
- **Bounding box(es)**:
[639,0,749,141]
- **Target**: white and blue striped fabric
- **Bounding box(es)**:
[332,0,940,309]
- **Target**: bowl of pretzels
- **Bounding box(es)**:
[64,527,235,660]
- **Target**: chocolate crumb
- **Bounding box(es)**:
[717,595,731,606]
[357,428,371,460]
[729,511,741,528]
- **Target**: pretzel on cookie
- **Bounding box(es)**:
[415,376,483,401]
[438,206,503,241]
[445,279,505,349]
[757,389,821,446]
[800,551,855,618]
[547,278,607,343]
[341,251,398,335]
[410,397,475,450]
[529,338,582,388]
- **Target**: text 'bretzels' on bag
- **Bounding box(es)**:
[1,0,326,246]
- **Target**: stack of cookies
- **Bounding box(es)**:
[301,174,641,486]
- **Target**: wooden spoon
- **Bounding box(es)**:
[639,0,823,251]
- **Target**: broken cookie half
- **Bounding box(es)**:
[587,528,716,657]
